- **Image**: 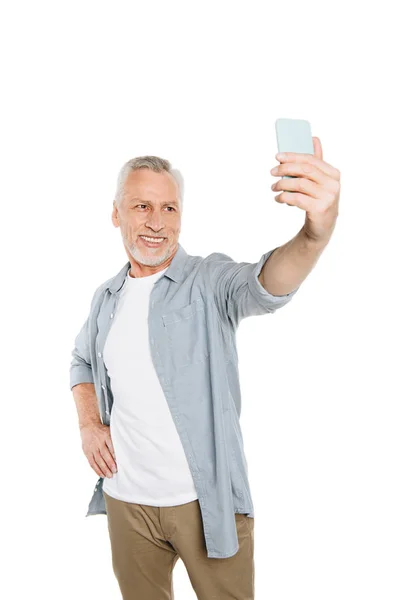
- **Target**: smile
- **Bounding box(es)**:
[140,236,166,247]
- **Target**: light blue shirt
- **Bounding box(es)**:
[70,243,300,558]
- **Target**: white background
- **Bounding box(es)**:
[1,1,399,598]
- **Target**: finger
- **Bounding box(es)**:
[94,449,114,478]
[273,176,321,199]
[276,152,340,181]
[101,444,118,473]
[272,162,327,186]
[312,136,323,160]
[274,191,314,212]
[88,456,104,478]
[105,436,116,461]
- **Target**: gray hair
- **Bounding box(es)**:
[114,155,184,211]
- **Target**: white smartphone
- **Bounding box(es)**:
[275,118,314,179]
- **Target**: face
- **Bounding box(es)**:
[111,168,182,277]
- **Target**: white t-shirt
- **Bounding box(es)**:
[102,266,198,506]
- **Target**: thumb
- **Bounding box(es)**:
[312,136,323,160]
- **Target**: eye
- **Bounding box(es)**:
[134,204,176,211]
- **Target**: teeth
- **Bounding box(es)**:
[141,236,164,243]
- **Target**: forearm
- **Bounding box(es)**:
[259,226,330,295]
[72,383,102,429]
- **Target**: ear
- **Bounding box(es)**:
[111,202,120,228]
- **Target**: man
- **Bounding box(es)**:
[70,144,340,600]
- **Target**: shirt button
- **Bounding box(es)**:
[98,352,102,357]
[110,313,114,318]
[101,385,105,390]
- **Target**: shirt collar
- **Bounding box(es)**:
[107,242,189,294]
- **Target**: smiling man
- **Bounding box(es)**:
[70,148,340,600]
[111,162,182,276]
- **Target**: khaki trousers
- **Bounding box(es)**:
[103,490,255,599]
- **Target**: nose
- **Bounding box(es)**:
[145,211,165,232]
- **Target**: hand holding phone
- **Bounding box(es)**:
[275,118,314,179]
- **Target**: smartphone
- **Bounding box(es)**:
[275,118,314,179]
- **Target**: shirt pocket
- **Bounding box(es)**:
[161,297,210,369]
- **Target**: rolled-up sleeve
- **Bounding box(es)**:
[69,283,104,390]
[248,248,300,308]
[207,248,300,328]
[69,315,94,390]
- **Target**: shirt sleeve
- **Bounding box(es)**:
[69,314,94,390]
[69,284,104,391]
[206,247,300,328]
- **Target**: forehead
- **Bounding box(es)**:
[124,169,177,196]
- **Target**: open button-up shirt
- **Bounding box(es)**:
[69,243,300,558]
